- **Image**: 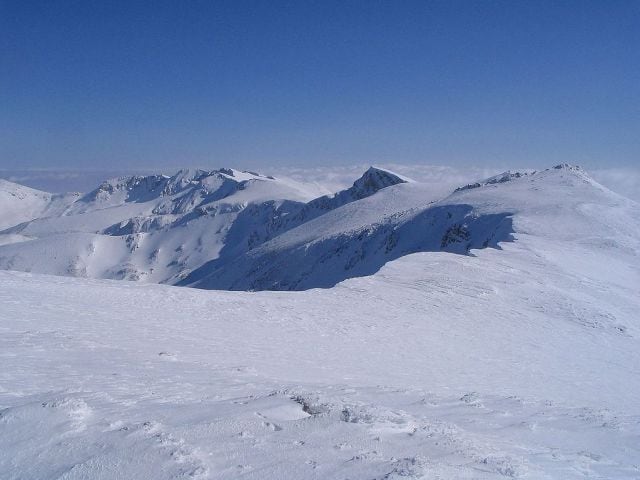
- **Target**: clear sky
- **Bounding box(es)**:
[1,0,638,170]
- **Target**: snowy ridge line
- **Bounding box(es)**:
[184,204,514,290]
[0,166,409,286]
[0,163,637,291]
[454,163,585,192]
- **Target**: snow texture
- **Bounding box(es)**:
[1,163,639,478]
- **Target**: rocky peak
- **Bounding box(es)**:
[350,167,408,199]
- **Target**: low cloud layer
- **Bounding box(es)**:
[589,167,640,203]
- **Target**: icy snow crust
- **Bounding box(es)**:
[1,164,640,478]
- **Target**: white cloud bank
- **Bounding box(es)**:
[589,167,640,203]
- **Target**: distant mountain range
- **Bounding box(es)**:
[0,164,637,291]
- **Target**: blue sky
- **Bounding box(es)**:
[1,0,638,170]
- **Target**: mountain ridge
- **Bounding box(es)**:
[1,164,636,290]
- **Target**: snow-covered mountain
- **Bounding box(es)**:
[0,164,637,292]
[0,179,78,232]
[188,164,639,290]
[0,168,328,282]
[0,167,409,283]
[2,163,640,479]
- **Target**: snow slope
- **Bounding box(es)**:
[0,179,77,231]
[186,164,639,290]
[1,230,639,478]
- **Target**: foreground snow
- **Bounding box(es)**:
[1,227,639,478]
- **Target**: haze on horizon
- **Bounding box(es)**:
[1,0,638,172]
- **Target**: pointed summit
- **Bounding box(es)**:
[288,166,408,222]
[350,167,408,199]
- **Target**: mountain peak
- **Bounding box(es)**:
[168,168,212,183]
[350,167,408,199]
[551,163,583,172]
[454,164,593,193]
